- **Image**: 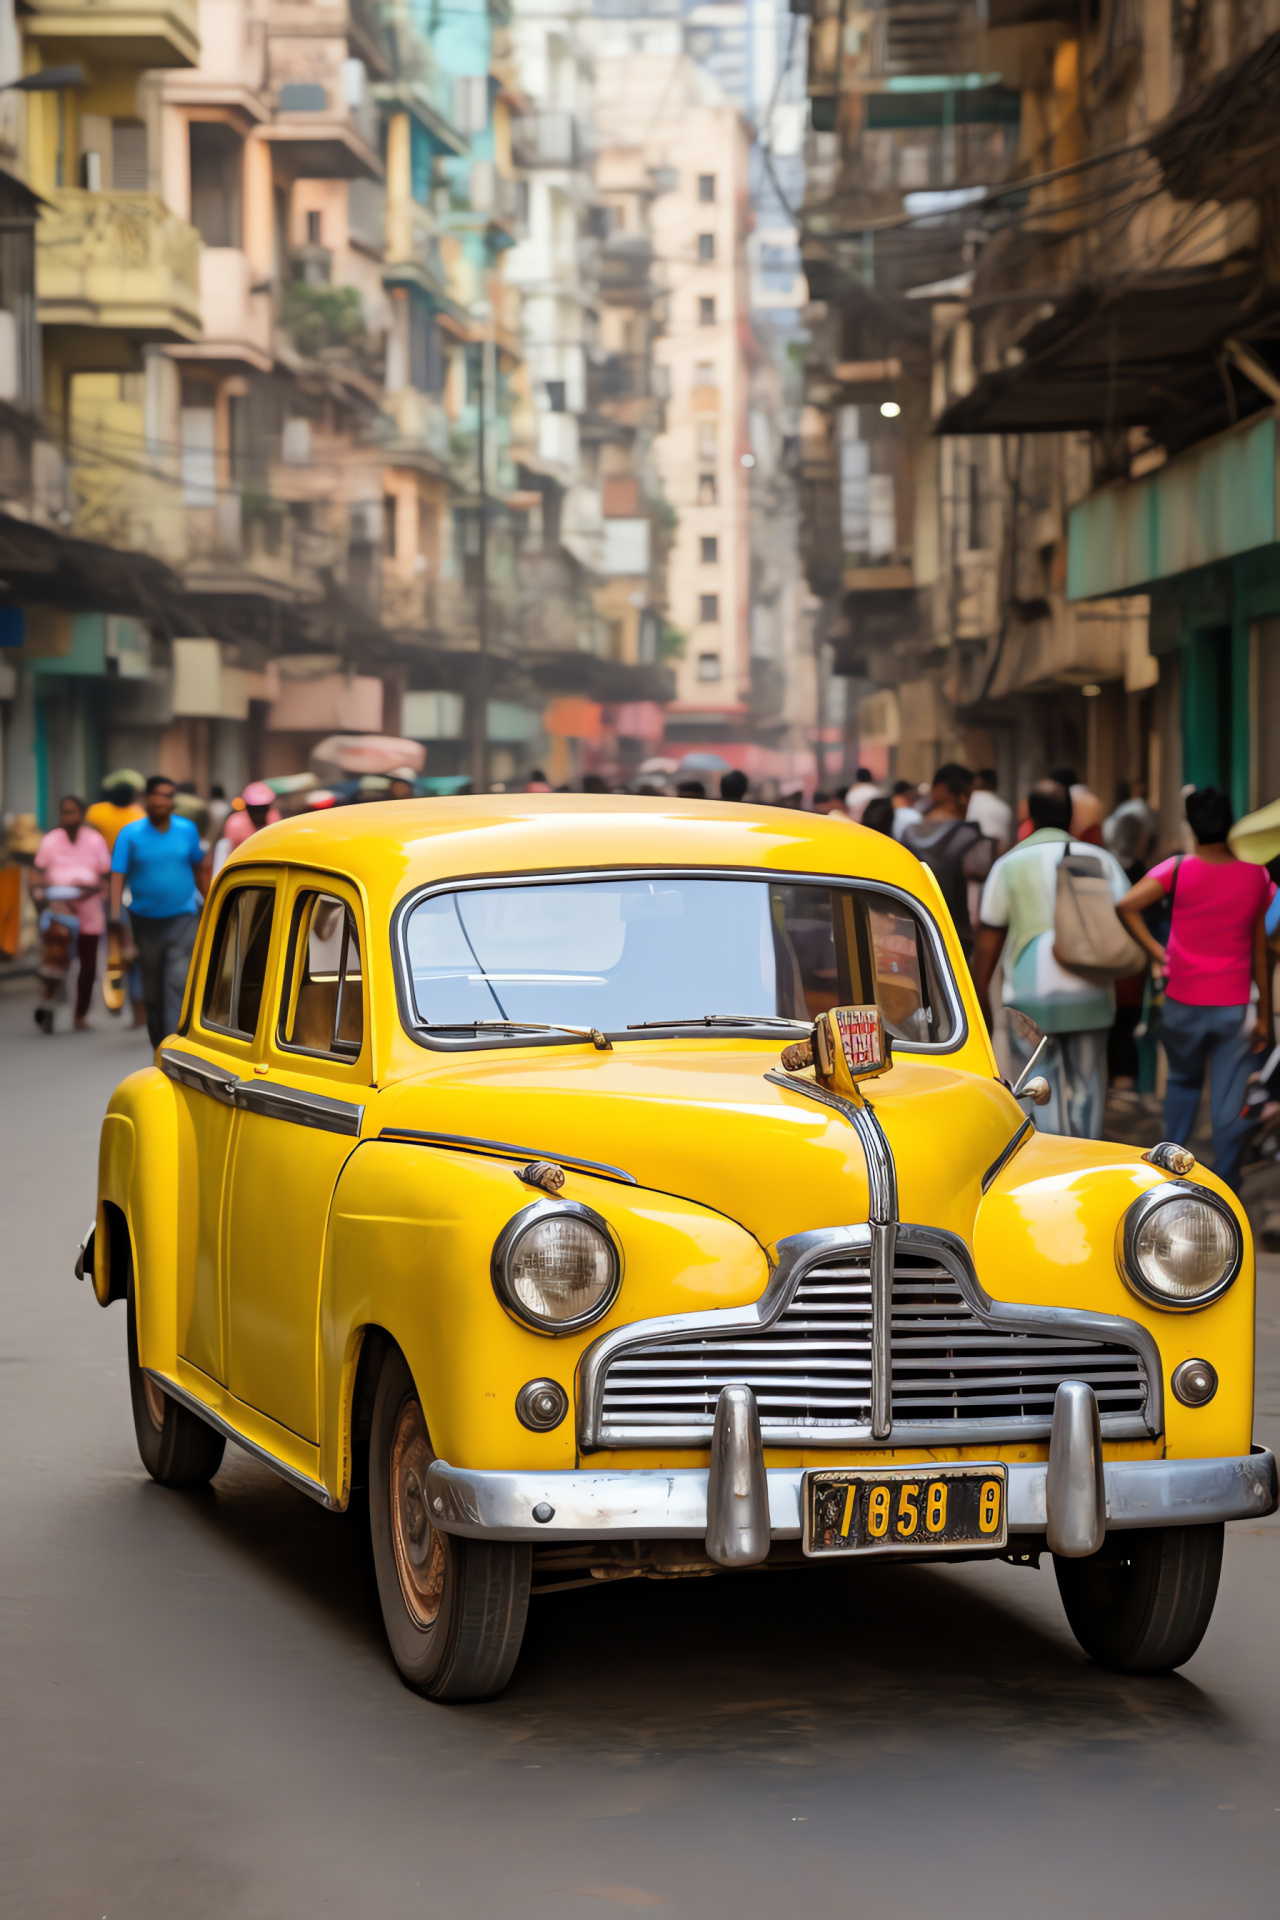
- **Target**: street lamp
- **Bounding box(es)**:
[468,298,492,796]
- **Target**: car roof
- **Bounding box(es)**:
[228,793,932,905]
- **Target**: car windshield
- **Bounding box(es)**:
[401,875,957,1047]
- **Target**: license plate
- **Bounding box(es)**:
[802,1464,1008,1557]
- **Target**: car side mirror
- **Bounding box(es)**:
[1006,1007,1050,1100]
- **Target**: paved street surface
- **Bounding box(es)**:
[4,978,1280,1920]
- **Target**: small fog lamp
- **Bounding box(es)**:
[1120,1188,1241,1310]
[493,1201,620,1333]
[1171,1358,1218,1407]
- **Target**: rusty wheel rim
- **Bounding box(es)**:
[142,1374,167,1433]
[389,1396,446,1629]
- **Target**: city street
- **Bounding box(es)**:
[3,978,1280,1919]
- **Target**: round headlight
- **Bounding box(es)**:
[493,1201,620,1333]
[1120,1186,1241,1309]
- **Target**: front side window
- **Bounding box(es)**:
[400,875,956,1048]
[280,892,364,1059]
[203,886,275,1038]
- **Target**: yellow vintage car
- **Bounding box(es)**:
[79,796,1275,1698]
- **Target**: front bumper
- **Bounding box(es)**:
[426,1448,1278,1547]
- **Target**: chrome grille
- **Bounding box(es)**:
[597,1245,1150,1446]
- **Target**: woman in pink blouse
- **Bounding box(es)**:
[32,796,112,1032]
[1118,786,1274,1192]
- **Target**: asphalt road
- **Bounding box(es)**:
[4,978,1280,1920]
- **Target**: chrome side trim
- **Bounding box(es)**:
[159,1046,240,1105]
[762,1071,898,1223]
[143,1369,334,1508]
[424,1450,1278,1543]
[392,865,968,1058]
[379,1126,637,1185]
[982,1114,1034,1193]
[575,1223,873,1451]
[234,1080,364,1136]
[578,1221,1163,1449]
[160,1047,364,1136]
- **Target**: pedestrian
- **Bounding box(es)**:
[1103,779,1158,877]
[213,779,277,875]
[890,778,923,839]
[719,769,748,802]
[1051,763,1105,845]
[843,767,880,823]
[525,769,552,792]
[973,779,1130,1138]
[386,767,418,800]
[85,772,144,849]
[899,763,992,958]
[1117,786,1274,1192]
[31,796,112,1032]
[967,769,1012,855]
[861,795,896,836]
[85,771,148,1024]
[676,779,706,799]
[109,776,207,1050]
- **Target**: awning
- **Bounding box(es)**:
[936,263,1280,445]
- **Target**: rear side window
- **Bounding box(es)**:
[203,886,275,1038]
[279,892,364,1060]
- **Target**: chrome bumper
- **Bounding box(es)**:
[426,1447,1278,1547]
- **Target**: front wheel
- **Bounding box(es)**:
[369,1345,531,1701]
[1054,1524,1224,1672]
[127,1280,225,1488]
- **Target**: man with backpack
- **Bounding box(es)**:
[972,780,1131,1138]
[899,763,993,960]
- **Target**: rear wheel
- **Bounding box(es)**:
[127,1279,225,1488]
[1054,1525,1223,1672]
[369,1345,530,1701]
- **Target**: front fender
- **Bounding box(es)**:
[974,1129,1254,1459]
[318,1140,769,1494]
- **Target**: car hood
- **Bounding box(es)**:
[373,1043,1025,1251]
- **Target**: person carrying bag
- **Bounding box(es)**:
[1117,786,1274,1193]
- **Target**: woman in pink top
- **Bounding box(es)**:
[1119,787,1274,1191]
[32,795,112,1032]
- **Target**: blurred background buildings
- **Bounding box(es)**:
[0,0,1278,827]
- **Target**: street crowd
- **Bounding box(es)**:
[11,758,1280,1199]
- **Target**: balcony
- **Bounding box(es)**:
[170,247,272,372]
[511,111,591,171]
[261,39,383,179]
[37,191,202,341]
[24,0,198,68]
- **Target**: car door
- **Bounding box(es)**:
[162,872,281,1386]
[223,873,370,1445]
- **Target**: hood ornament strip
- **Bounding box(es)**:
[764,1067,900,1437]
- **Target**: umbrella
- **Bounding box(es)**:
[679,752,731,774]
[639,756,680,776]
[1229,797,1280,865]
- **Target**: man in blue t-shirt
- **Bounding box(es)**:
[109,775,206,1048]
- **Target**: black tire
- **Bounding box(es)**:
[127,1278,226,1488]
[1054,1524,1224,1673]
[369,1344,530,1701]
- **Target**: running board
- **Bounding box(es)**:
[144,1368,334,1509]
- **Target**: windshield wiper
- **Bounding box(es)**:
[626,1014,811,1031]
[419,1019,613,1050]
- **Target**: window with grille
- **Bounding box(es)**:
[700,536,718,563]
[699,593,719,622]
[699,297,716,326]
[698,174,715,202]
[698,232,715,260]
[112,121,148,191]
